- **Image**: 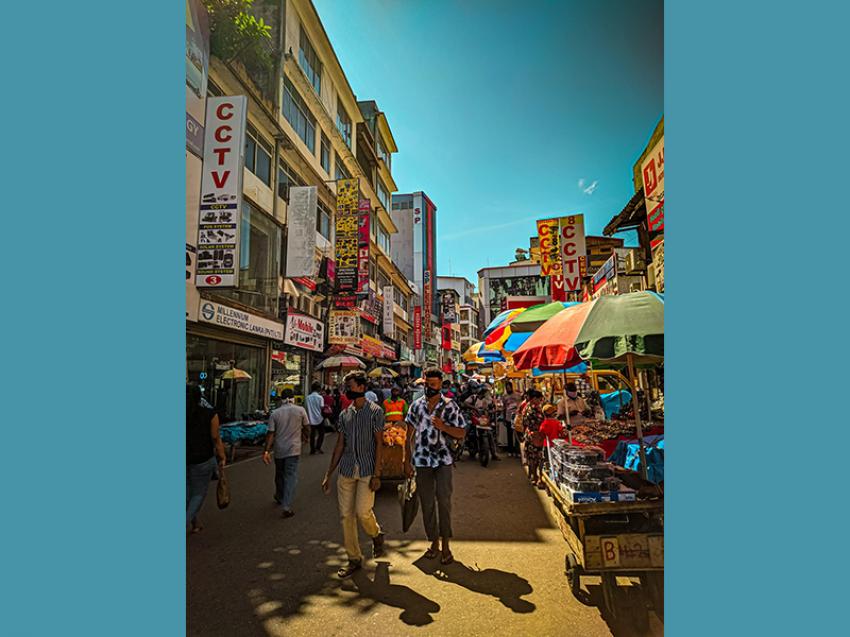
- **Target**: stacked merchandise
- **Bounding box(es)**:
[571,420,636,446]
[383,424,407,447]
[548,441,636,503]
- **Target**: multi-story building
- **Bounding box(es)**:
[186,0,413,415]
[391,191,439,367]
[437,276,480,352]
[585,235,626,274]
[477,263,550,327]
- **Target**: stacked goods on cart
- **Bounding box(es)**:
[548,441,636,503]
[382,424,407,447]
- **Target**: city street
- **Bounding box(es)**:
[188,435,662,636]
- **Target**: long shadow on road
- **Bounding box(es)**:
[342,561,441,626]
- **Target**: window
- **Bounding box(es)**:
[377,180,390,210]
[298,27,322,95]
[378,271,390,291]
[245,125,272,186]
[316,200,332,241]
[216,200,282,316]
[283,78,316,151]
[320,133,331,175]
[377,224,391,254]
[391,202,400,210]
[336,99,352,147]
[277,160,304,202]
[335,153,351,180]
[207,80,223,97]
[377,135,390,167]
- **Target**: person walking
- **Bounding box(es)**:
[262,388,309,518]
[404,367,467,565]
[463,384,501,461]
[501,381,521,457]
[187,384,227,535]
[322,370,387,578]
[305,382,326,454]
[518,389,546,488]
[382,384,408,425]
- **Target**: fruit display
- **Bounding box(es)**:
[383,424,407,447]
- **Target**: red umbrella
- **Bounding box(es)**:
[511,301,595,371]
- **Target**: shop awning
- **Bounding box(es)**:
[603,190,646,236]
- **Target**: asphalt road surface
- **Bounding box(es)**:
[188,434,663,636]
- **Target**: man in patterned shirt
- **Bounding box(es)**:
[404,367,467,565]
[322,370,387,578]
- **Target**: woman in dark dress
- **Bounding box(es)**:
[187,384,226,534]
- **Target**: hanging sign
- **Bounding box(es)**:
[284,312,324,353]
[559,214,586,292]
[441,323,452,351]
[196,95,248,288]
[537,218,562,276]
[382,285,395,338]
[357,199,371,296]
[285,186,318,278]
[550,272,567,301]
[328,310,361,344]
[641,136,664,232]
[413,306,423,350]
[334,178,360,292]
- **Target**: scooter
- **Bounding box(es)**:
[470,408,495,468]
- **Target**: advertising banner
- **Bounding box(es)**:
[652,239,665,293]
[357,199,371,295]
[537,218,562,276]
[550,273,566,301]
[334,178,360,293]
[641,136,664,232]
[413,306,423,350]
[488,275,549,318]
[441,292,457,323]
[334,294,358,309]
[285,186,318,278]
[558,214,586,292]
[423,270,433,339]
[198,300,284,340]
[328,310,361,344]
[284,312,324,353]
[441,323,452,351]
[186,152,203,320]
[196,95,248,288]
[186,0,210,147]
[382,285,395,338]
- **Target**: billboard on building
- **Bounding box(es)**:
[357,200,371,296]
[284,312,324,353]
[382,285,395,338]
[487,275,549,319]
[441,292,457,323]
[558,214,586,292]
[413,306,422,350]
[285,186,318,278]
[536,218,562,276]
[328,310,361,344]
[186,0,209,152]
[196,96,248,288]
[641,137,664,232]
[334,178,360,292]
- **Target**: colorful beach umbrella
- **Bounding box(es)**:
[509,301,581,333]
[484,307,530,352]
[462,341,505,363]
[481,308,522,338]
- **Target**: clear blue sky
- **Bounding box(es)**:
[313,0,663,286]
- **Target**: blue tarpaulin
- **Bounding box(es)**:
[220,421,268,444]
[599,390,632,419]
[609,436,664,484]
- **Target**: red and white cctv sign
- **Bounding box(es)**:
[559,214,586,292]
[641,136,664,232]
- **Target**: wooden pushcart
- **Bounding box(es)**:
[542,471,664,632]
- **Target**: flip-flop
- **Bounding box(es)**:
[424,547,440,559]
[440,552,454,565]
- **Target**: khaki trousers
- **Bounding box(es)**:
[337,466,382,561]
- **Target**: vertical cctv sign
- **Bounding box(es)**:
[196,96,248,288]
[559,214,586,292]
[641,136,664,232]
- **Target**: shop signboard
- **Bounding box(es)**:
[537,218,562,276]
[652,238,665,293]
[359,290,381,324]
[196,95,248,288]
[558,214,586,292]
[506,296,547,310]
[328,310,361,344]
[334,294,358,309]
[357,200,371,296]
[285,186,318,278]
[550,272,566,302]
[641,136,664,232]
[441,292,457,323]
[284,312,324,353]
[198,300,284,340]
[334,178,360,292]
[360,335,385,358]
[423,270,433,339]
[413,306,423,350]
[441,323,452,351]
[186,0,209,150]
[382,285,395,338]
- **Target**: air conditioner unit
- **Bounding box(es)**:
[625,249,646,273]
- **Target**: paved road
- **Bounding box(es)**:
[188,434,662,636]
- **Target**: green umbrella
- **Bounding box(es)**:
[574,292,664,364]
[509,301,579,332]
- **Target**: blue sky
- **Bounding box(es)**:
[313,0,663,285]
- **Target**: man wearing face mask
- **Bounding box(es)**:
[557,382,593,426]
[405,367,467,565]
[322,370,387,579]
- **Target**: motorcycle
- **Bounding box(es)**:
[469,408,496,467]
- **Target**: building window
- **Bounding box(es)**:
[377,224,391,254]
[245,125,272,186]
[391,202,400,210]
[207,80,223,97]
[336,99,352,148]
[277,160,304,202]
[320,133,331,175]
[316,200,332,241]
[283,78,316,152]
[298,26,322,95]
[378,271,390,291]
[377,180,390,210]
[335,153,351,180]
[377,135,390,168]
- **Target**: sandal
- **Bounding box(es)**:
[424,547,440,559]
[440,551,454,565]
[337,560,362,579]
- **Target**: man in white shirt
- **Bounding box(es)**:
[365,384,379,403]
[263,389,309,518]
[305,382,327,454]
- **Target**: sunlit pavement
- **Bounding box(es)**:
[188,434,662,636]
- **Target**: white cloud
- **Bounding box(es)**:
[582,180,599,195]
[578,178,586,189]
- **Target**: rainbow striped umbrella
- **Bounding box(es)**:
[462,341,506,363]
[481,308,523,338]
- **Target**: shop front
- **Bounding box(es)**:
[187,299,284,422]
[272,311,325,402]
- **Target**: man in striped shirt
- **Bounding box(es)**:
[322,370,387,578]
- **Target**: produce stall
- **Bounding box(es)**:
[543,441,663,632]
[378,423,408,481]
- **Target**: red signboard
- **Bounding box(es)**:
[413,306,422,350]
[441,322,452,351]
[550,273,566,301]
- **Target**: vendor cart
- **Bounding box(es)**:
[542,471,664,632]
[378,425,408,481]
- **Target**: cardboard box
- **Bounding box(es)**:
[562,484,637,504]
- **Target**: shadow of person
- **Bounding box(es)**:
[348,561,441,626]
[414,557,535,613]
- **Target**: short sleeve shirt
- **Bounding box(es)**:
[405,396,467,468]
[268,403,309,459]
[336,401,385,478]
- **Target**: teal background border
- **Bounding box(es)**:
[668,0,849,634]
[3,1,185,635]
[3,0,849,634]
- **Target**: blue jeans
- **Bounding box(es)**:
[275,456,300,511]
[187,456,217,524]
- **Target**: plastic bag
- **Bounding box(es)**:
[397,474,419,533]
[216,468,231,510]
